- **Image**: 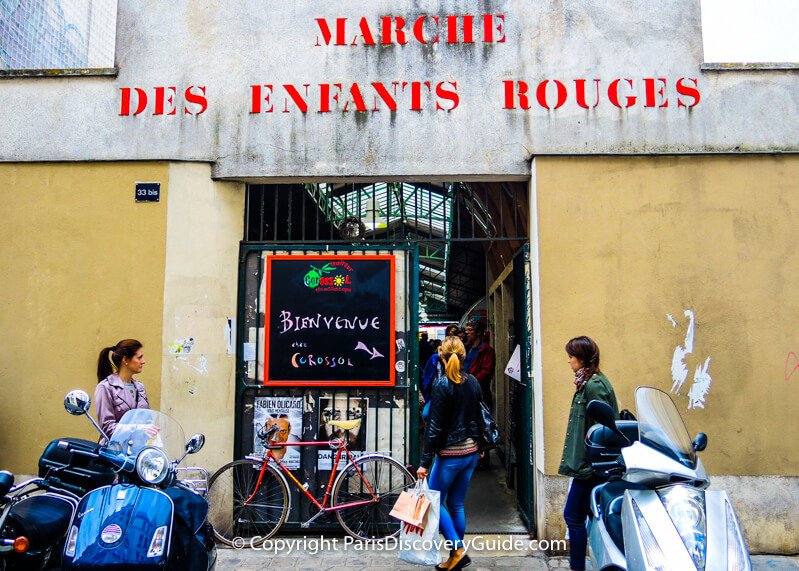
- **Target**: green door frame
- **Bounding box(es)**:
[513,243,536,533]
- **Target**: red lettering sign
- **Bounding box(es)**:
[314,14,506,46]
[119,86,208,116]
[248,81,460,113]
[503,78,701,110]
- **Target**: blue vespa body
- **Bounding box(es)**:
[64,484,173,569]
[60,396,215,571]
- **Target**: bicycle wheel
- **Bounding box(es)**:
[332,454,415,541]
[207,459,289,546]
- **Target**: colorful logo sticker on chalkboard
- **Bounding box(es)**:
[303,261,354,292]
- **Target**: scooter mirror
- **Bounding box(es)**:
[185,434,205,455]
[587,399,629,442]
[64,390,91,416]
[692,432,708,452]
[0,471,14,497]
[587,399,616,427]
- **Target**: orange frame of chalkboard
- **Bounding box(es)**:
[262,254,397,386]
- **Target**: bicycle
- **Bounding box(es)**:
[207,418,415,545]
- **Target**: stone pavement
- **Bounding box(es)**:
[214,534,799,570]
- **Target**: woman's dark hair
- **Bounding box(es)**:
[565,336,601,379]
[445,324,460,337]
[97,339,142,382]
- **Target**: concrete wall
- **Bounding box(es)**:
[0,162,169,473]
[531,155,799,552]
[158,163,244,473]
[1,1,797,178]
[0,162,243,477]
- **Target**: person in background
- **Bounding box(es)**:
[417,336,484,571]
[559,336,618,571]
[419,331,434,383]
[420,325,458,418]
[421,344,445,419]
[94,339,151,440]
[463,319,496,468]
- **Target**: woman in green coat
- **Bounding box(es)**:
[559,336,618,571]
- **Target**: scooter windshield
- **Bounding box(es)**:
[100,409,186,471]
[635,387,696,468]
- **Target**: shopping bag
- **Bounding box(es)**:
[397,478,441,566]
[389,479,431,528]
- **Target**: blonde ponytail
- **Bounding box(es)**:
[440,336,467,384]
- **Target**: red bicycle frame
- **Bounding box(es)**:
[246,439,378,512]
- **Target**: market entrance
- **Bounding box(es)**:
[237,181,534,534]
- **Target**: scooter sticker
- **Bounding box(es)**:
[101,524,123,544]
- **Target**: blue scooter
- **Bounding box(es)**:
[60,390,216,570]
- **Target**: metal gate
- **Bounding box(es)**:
[234,244,419,529]
[237,181,531,530]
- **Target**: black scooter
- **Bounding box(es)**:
[0,470,79,570]
[1,420,116,569]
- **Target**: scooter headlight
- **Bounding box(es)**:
[135,447,170,485]
[658,485,707,570]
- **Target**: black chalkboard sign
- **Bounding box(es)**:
[264,255,396,386]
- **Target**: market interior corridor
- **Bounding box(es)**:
[464,460,527,533]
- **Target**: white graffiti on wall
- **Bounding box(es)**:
[688,357,712,409]
[667,309,712,409]
[175,354,208,375]
[669,310,695,393]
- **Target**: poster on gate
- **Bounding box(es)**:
[316,396,368,470]
[253,396,303,470]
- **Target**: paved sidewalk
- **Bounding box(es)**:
[214,534,799,570]
[215,535,549,570]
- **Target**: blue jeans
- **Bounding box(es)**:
[564,475,602,571]
[428,453,479,550]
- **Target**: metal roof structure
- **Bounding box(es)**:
[245,181,529,321]
[314,182,454,317]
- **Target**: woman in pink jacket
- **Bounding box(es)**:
[94,339,151,439]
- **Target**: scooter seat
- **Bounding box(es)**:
[8,494,75,549]
[599,480,647,553]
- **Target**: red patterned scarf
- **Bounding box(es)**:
[574,367,590,391]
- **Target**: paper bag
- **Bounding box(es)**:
[389,479,431,528]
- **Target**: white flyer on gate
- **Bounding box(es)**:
[505,344,522,381]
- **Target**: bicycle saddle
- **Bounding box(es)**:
[328,419,361,430]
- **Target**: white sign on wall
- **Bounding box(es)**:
[505,344,522,381]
